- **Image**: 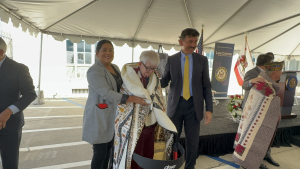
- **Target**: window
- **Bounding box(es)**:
[77,41,92,64]
[66,40,74,64]
[66,40,93,65]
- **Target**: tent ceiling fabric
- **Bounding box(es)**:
[1,0,300,55]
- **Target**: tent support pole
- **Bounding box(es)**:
[252,22,300,51]
[204,0,253,43]
[289,42,300,56]
[38,33,43,105]
[183,0,194,28]
[204,12,300,46]
[132,41,134,63]
[44,0,100,31]
[132,0,153,40]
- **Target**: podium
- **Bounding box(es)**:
[277,71,299,119]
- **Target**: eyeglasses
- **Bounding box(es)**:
[142,62,157,72]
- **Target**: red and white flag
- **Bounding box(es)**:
[234,36,254,86]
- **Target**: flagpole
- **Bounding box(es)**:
[197,24,204,55]
[242,32,248,98]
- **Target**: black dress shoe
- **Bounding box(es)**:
[259,164,268,169]
[264,155,280,166]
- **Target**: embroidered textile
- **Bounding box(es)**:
[232,72,281,169]
[113,63,177,169]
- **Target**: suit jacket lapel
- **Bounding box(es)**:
[176,52,183,82]
[0,57,12,83]
[96,60,117,92]
[192,53,197,80]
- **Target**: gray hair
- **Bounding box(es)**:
[139,50,160,66]
[0,37,7,53]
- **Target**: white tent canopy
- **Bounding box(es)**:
[1,0,300,56]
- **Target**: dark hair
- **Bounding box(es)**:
[256,54,273,66]
[96,39,113,52]
[179,28,200,40]
[266,52,274,59]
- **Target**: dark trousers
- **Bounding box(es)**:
[0,129,22,169]
[131,124,157,169]
[91,138,114,169]
[170,97,200,169]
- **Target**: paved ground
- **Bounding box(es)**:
[0,98,299,169]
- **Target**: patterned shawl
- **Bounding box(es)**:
[232,71,281,169]
[113,63,177,169]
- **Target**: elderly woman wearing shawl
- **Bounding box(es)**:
[113,50,177,169]
[233,60,284,169]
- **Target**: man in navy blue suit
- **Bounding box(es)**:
[160,28,213,169]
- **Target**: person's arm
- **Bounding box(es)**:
[8,105,20,114]
[202,57,213,113]
[242,70,255,90]
[242,70,264,90]
[120,94,129,104]
[87,67,123,103]
[202,57,213,124]
[0,64,37,129]
[160,56,171,88]
[88,67,149,105]
[12,64,37,111]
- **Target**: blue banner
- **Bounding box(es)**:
[211,42,235,98]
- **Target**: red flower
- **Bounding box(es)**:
[233,105,237,109]
[230,96,234,98]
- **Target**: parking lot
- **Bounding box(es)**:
[1,98,299,169]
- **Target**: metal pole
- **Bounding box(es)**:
[204,12,300,47]
[38,33,43,105]
[132,41,134,63]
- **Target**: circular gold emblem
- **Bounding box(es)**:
[286,76,298,91]
[215,67,228,82]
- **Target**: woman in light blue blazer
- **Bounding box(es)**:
[82,40,148,169]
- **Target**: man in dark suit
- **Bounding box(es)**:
[160,28,213,169]
[241,54,280,167]
[0,37,37,169]
[242,54,273,108]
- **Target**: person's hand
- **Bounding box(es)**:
[204,111,212,125]
[250,77,265,84]
[0,108,13,130]
[127,96,150,106]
